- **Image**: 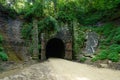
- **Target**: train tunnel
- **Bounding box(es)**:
[46,38,65,59]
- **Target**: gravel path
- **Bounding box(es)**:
[0,58,120,80]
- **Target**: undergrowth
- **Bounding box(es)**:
[74,23,120,62]
[0,35,8,61]
[91,23,120,62]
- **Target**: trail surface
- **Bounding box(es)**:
[0,58,120,80]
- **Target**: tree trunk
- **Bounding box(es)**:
[32,19,39,59]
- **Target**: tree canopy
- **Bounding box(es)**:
[0,0,120,25]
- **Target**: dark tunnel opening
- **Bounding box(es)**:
[46,38,65,59]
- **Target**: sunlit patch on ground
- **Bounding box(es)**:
[76,77,90,80]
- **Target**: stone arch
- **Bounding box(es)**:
[46,38,65,59]
[40,27,73,60]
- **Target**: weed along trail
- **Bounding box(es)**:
[0,58,120,80]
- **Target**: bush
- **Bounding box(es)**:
[109,44,120,52]
[0,47,4,52]
[91,49,120,62]
[97,50,108,60]
[99,45,107,49]
[0,35,3,43]
[91,57,99,62]
[108,52,119,62]
[91,50,109,62]
[38,16,58,32]
[0,52,8,61]
[79,57,87,63]
[113,27,120,43]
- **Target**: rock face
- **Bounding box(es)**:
[85,31,99,54]
[0,16,29,62]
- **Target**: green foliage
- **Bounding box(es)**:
[91,24,120,62]
[73,23,120,62]
[0,47,4,52]
[74,26,86,56]
[113,27,120,43]
[38,16,58,32]
[0,35,5,60]
[107,44,120,62]
[109,44,120,52]
[79,57,87,63]
[0,52,8,61]
[108,52,119,62]
[38,44,41,50]
[97,50,109,60]
[0,35,3,43]
[21,23,33,40]
[91,57,99,62]
[99,45,107,49]
[102,24,114,37]
[1,0,120,62]
[93,23,120,44]
[92,44,120,62]
[76,1,120,25]
[91,50,108,62]
[22,16,58,41]
[1,0,120,25]
[57,1,77,23]
[0,4,17,18]
[24,1,44,20]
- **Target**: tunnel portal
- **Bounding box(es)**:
[46,38,65,59]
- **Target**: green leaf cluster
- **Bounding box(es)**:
[0,35,3,44]
[1,0,120,25]
[38,16,58,32]
[0,52,8,61]
[79,57,87,63]
[0,35,8,61]
[74,26,86,56]
[21,23,33,40]
[91,24,120,62]
[92,47,120,62]
[0,4,17,18]
[23,1,44,21]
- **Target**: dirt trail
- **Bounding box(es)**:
[49,58,120,80]
[0,58,120,80]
